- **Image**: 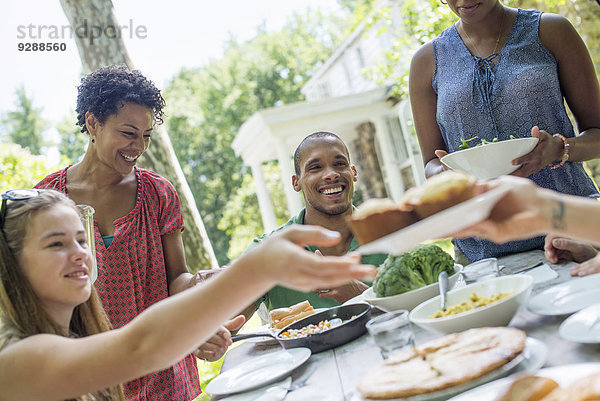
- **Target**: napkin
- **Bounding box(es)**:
[519,263,558,284]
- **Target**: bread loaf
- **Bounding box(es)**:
[401,171,477,219]
[268,300,314,330]
[495,375,559,401]
[346,198,418,245]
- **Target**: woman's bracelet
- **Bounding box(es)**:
[548,134,570,170]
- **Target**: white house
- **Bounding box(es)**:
[232,1,425,232]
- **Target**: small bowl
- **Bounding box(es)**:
[409,275,533,335]
[441,137,539,179]
[362,265,461,311]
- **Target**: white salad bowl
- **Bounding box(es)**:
[441,137,539,179]
[362,265,461,311]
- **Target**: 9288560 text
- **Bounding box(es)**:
[18,42,67,51]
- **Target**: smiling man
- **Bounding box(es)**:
[243,132,388,314]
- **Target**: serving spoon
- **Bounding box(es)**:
[438,271,449,311]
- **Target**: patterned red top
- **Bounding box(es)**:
[36,167,201,401]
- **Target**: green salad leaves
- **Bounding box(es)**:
[459,132,521,150]
[373,244,455,298]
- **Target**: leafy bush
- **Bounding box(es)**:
[0,143,69,190]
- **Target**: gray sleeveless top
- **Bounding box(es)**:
[432,8,599,262]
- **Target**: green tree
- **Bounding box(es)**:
[56,111,88,162]
[218,162,289,260]
[0,86,47,155]
[0,143,69,190]
[337,0,379,29]
[164,9,349,264]
[365,0,563,98]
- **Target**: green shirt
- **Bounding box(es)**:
[247,208,388,311]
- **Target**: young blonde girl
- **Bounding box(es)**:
[0,190,374,401]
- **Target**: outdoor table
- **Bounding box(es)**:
[212,250,600,400]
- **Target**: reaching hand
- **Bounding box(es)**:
[511,126,562,177]
[193,315,245,361]
[194,267,225,284]
[569,252,600,277]
[434,149,451,172]
[544,235,598,264]
[246,225,376,292]
[313,249,370,303]
[451,176,544,243]
[317,280,369,303]
[434,149,449,159]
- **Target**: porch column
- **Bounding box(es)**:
[373,117,405,201]
[276,140,304,216]
[397,99,426,186]
[250,161,278,232]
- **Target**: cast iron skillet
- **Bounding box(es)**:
[231,303,371,354]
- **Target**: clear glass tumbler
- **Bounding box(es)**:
[77,204,97,284]
[461,257,499,284]
[366,309,414,359]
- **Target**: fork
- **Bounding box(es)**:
[288,364,317,391]
[250,364,317,401]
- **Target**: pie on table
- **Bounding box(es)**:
[358,327,527,400]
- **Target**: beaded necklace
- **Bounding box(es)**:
[459,7,506,58]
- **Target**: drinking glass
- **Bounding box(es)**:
[77,205,97,284]
[366,310,414,359]
[461,257,499,284]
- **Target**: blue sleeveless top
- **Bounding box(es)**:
[432,9,599,262]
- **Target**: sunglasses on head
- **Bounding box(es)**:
[1,188,99,283]
[0,188,45,230]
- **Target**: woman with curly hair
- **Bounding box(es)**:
[0,189,374,400]
[34,65,240,400]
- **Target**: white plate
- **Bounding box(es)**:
[352,337,546,401]
[528,273,600,316]
[205,347,311,396]
[559,303,600,343]
[343,292,367,306]
[356,186,510,255]
[219,376,292,401]
[448,362,600,401]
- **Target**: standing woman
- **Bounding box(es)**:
[35,65,239,400]
[409,1,600,262]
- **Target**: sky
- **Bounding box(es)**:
[2,0,342,128]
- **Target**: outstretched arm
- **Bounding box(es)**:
[0,225,376,401]
[452,176,600,246]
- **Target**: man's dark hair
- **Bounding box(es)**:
[75,64,165,134]
[293,131,350,176]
